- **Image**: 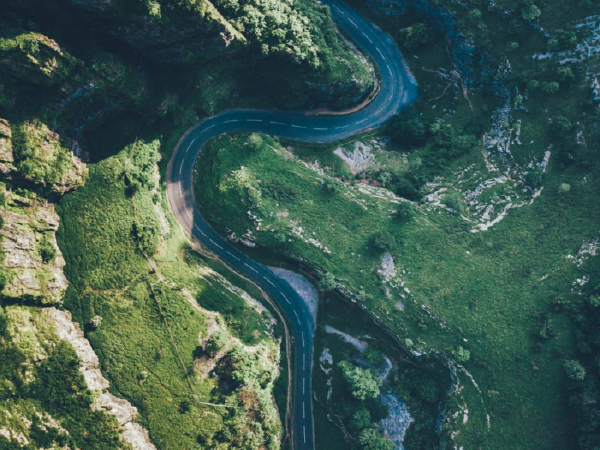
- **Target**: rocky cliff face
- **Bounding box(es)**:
[0,118,85,305]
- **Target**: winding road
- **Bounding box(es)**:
[166,1,417,448]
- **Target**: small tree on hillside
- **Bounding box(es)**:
[564,360,586,381]
[371,230,398,252]
[358,428,395,450]
[338,361,381,400]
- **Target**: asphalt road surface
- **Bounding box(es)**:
[166,1,417,448]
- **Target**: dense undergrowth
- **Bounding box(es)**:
[57,141,283,449]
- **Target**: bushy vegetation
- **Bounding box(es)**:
[11,121,75,189]
[196,94,600,449]
[0,306,126,449]
[58,141,282,449]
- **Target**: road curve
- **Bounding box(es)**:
[166,1,417,449]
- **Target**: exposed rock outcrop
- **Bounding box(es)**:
[1,195,67,305]
[46,307,157,450]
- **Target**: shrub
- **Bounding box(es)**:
[349,407,371,431]
[39,236,56,264]
[319,272,337,291]
[564,360,586,381]
[398,23,434,49]
[455,346,471,363]
[338,360,381,400]
[358,428,395,450]
[541,81,560,95]
[371,230,398,252]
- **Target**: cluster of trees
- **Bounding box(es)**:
[12,120,74,189]
[335,360,395,450]
[398,23,434,49]
[262,179,298,202]
[563,282,600,449]
[213,0,321,66]
[0,307,126,449]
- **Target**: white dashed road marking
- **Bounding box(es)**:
[263,276,276,287]
[293,310,301,324]
[356,118,368,124]
[246,119,263,122]
[270,121,285,125]
[194,225,207,237]
[223,120,239,124]
[301,332,305,348]
[209,239,223,250]
[184,138,196,154]
[335,125,349,129]
[281,294,291,304]
[291,125,307,129]
[362,32,373,43]
[226,251,241,261]
[244,262,258,273]
[313,127,328,131]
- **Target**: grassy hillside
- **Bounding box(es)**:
[195,116,599,448]
[57,140,283,449]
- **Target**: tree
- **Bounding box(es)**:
[398,23,434,49]
[338,361,381,400]
[349,407,371,431]
[371,230,398,252]
[90,315,103,329]
[526,80,540,92]
[455,346,471,363]
[395,202,413,221]
[322,179,343,194]
[564,360,586,381]
[364,347,384,366]
[358,428,395,450]
[551,116,573,137]
[556,66,575,82]
[319,272,337,291]
[246,133,264,151]
[541,81,560,95]
[522,3,541,21]
[205,330,228,357]
[389,111,428,147]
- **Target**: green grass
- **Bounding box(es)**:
[195,113,600,449]
[57,140,282,449]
